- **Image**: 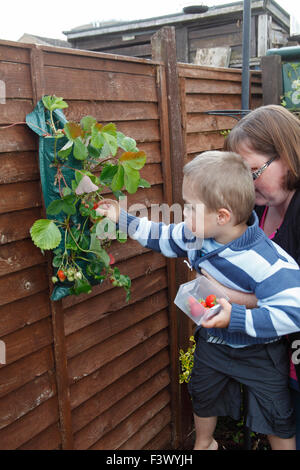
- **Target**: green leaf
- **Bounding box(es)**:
[30,219,62,250]
[64,122,83,141]
[123,163,140,194]
[74,137,88,160]
[89,234,111,265]
[80,115,97,132]
[58,140,73,160]
[99,164,118,185]
[102,123,117,136]
[103,132,118,156]
[46,199,64,216]
[111,164,124,191]
[52,254,63,267]
[42,95,68,111]
[120,151,146,170]
[72,278,92,295]
[91,124,104,149]
[139,178,151,188]
[119,135,138,152]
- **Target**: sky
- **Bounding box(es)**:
[1,0,300,42]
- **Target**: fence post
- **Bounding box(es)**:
[29,45,74,450]
[261,54,283,105]
[151,26,194,450]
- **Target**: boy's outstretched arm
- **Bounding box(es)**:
[96,199,199,259]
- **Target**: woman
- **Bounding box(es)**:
[204,104,300,449]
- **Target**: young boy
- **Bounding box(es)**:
[96,151,300,450]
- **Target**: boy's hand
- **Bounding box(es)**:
[201,298,232,329]
[96,199,120,223]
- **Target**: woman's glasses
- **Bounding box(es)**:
[252,156,277,180]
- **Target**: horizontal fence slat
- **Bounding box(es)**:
[0,99,33,124]
[63,258,167,332]
[186,113,237,133]
[0,265,48,306]
[73,368,170,449]
[0,62,32,98]
[0,151,39,184]
[0,372,57,430]
[0,346,54,399]
[68,309,169,384]
[185,93,241,112]
[18,422,61,450]
[185,78,242,94]
[0,208,41,245]
[2,317,53,365]
[43,66,158,102]
[0,290,50,337]
[0,125,37,153]
[66,288,168,359]
[0,396,59,450]
[89,390,170,450]
[119,404,172,450]
[72,349,170,433]
[0,239,45,277]
[69,330,169,409]
[0,181,41,214]
[64,100,158,122]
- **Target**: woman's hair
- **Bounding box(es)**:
[224,104,300,190]
[183,151,255,224]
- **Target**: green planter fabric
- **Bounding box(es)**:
[26,100,101,301]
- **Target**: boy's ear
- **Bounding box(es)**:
[217,208,231,225]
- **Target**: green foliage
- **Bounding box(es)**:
[179,336,196,384]
[30,96,150,299]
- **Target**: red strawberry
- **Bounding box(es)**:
[109,254,115,265]
[57,269,66,282]
[205,294,217,308]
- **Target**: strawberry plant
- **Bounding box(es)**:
[28,95,150,301]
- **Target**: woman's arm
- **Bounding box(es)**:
[200,269,258,309]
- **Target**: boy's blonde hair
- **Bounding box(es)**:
[183,151,255,224]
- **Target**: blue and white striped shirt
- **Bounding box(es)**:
[119,209,300,346]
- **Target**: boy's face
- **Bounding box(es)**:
[182,176,219,239]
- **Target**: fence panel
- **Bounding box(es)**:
[0,37,262,450]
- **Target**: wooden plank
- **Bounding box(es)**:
[0,372,57,430]
[0,124,37,153]
[185,93,241,112]
[39,43,160,67]
[177,63,242,81]
[0,181,41,214]
[72,349,169,432]
[111,119,160,142]
[0,208,41,245]
[63,261,167,333]
[66,289,168,359]
[89,390,170,450]
[186,131,226,154]
[0,265,48,306]
[43,66,158,102]
[100,43,152,58]
[73,368,170,449]
[186,113,237,133]
[143,424,172,450]
[261,54,283,105]
[0,99,33,124]
[0,43,31,64]
[0,62,32,98]
[70,331,169,410]
[18,423,61,450]
[119,405,172,450]
[68,309,169,383]
[68,32,154,55]
[185,77,242,95]
[64,100,158,122]
[0,151,39,184]
[0,239,45,277]
[0,346,54,399]
[0,290,50,338]
[1,317,53,365]
[0,396,59,450]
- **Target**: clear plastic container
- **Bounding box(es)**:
[174,275,229,326]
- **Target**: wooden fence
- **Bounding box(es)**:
[0,28,262,450]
